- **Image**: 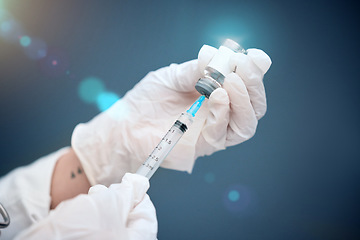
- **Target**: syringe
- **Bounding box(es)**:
[136,39,244,179]
[136,96,205,179]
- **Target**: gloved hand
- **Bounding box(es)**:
[72,45,271,186]
[15,173,157,240]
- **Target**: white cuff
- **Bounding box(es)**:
[0,147,69,239]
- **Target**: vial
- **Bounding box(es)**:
[195,39,245,98]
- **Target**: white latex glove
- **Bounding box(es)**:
[72,45,271,186]
[15,173,157,240]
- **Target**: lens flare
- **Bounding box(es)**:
[19,35,31,47]
[39,48,68,76]
[96,92,120,112]
[228,190,240,202]
[78,77,105,104]
[0,21,10,32]
[223,184,253,214]
[0,19,24,43]
[23,38,47,59]
[202,16,248,47]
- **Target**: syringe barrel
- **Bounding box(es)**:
[136,112,193,179]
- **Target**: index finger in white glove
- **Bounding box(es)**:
[127,194,158,240]
[230,49,271,119]
[201,88,230,151]
[157,44,217,94]
[113,174,156,240]
[107,173,150,223]
[223,73,258,147]
[247,48,272,74]
[197,44,218,73]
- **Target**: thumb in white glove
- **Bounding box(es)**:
[15,173,157,240]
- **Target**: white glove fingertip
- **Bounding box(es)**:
[247,48,272,74]
[120,173,150,202]
[122,173,149,187]
[88,184,108,195]
[198,44,217,73]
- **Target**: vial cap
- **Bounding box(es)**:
[222,39,245,53]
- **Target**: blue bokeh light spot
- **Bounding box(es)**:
[228,190,240,202]
[223,185,253,214]
[20,35,31,47]
[96,92,120,112]
[78,77,105,104]
[1,21,10,32]
[37,49,46,58]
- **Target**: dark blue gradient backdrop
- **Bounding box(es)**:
[1,0,359,239]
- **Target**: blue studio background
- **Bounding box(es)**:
[1,0,359,239]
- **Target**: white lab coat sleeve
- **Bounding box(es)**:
[0,147,70,240]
